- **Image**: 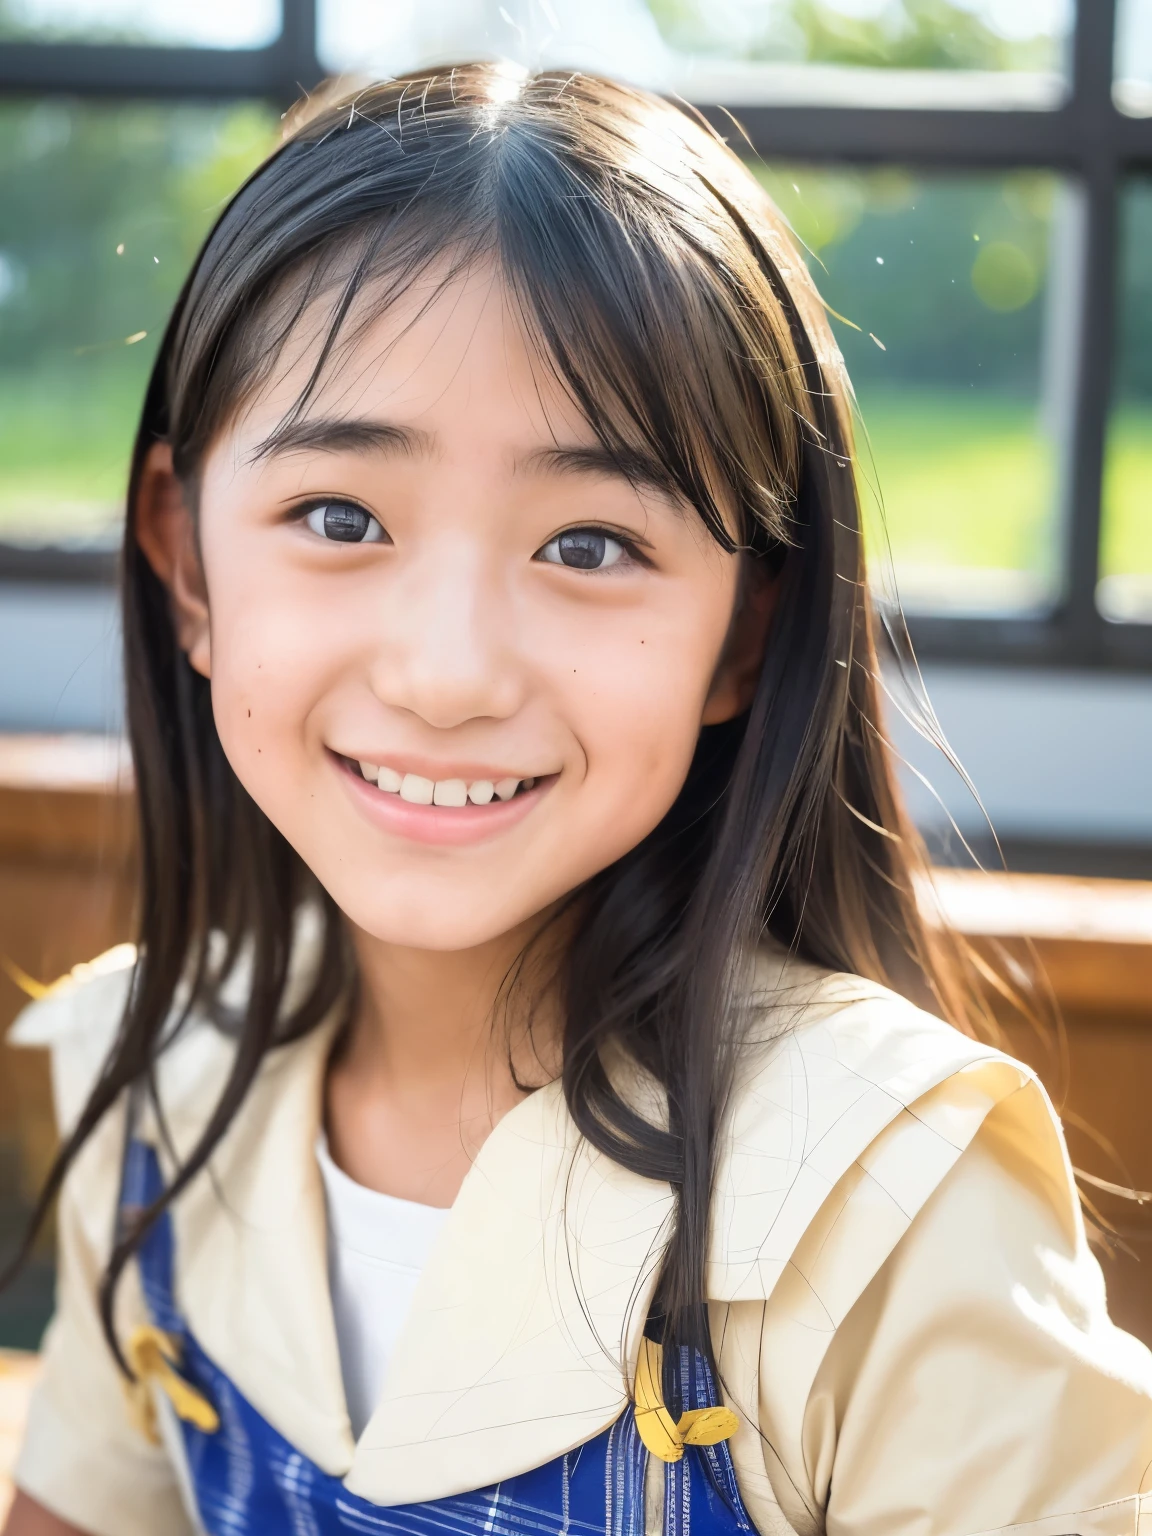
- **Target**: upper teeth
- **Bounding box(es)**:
[359,763,536,805]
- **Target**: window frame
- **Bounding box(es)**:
[0,0,1149,670]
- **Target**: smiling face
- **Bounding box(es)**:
[141,264,763,953]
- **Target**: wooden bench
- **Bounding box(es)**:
[928,865,1152,1346]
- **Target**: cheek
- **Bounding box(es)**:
[555,585,734,842]
[200,556,340,797]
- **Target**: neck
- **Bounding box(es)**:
[353,920,554,1085]
[324,914,562,1205]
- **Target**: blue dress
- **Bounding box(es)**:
[120,1139,758,1536]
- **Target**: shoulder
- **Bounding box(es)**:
[732,945,1027,1145]
[7,946,242,1263]
[8,939,337,1294]
[8,944,238,1140]
[709,948,1053,1300]
[716,964,1152,1536]
[742,943,1003,1094]
[8,919,335,1152]
[9,944,140,1135]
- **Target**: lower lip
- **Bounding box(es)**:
[334,756,553,847]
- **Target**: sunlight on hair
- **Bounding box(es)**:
[480,58,529,126]
[617,114,690,200]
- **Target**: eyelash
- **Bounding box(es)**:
[293,502,646,571]
[535,526,646,573]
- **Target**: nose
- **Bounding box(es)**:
[367,538,525,730]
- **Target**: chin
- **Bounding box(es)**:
[340,888,535,953]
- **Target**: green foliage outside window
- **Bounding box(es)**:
[646,0,1065,73]
[0,102,278,542]
[753,163,1062,610]
[1100,181,1152,616]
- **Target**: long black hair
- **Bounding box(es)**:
[13,65,987,1375]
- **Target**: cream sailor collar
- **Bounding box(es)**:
[11,944,1032,1510]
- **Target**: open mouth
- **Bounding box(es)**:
[343,756,546,808]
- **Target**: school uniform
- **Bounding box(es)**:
[9,941,1152,1536]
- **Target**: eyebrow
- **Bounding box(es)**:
[524,443,679,501]
[249,418,436,463]
[251,416,678,502]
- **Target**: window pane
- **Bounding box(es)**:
[318,0,672,81]
[651,0,1072,104]
[0,0,280,49]
[1115,0,1152,115]
[0,102,278,550]
[758,166,1061,615]
[319,0,1072,105]
[1099,180,1152,622]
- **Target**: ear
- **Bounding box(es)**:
[701,557,778,726]
[135,442,212,678]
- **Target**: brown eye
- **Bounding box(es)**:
[304,502,386,543]
[538,528,625,570]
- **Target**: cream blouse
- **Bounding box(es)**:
[9,944,1152,1536]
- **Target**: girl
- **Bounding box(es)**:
[5,65,1152,1536]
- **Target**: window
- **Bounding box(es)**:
[1100,178,1152,622]
[0,0,280,48]
[1115,0,1152,114]
[761,164,1061,615]
[647,0,1073,109]
[0,100,277,556]
[319,0,1073,104]
[1,0,1150,670]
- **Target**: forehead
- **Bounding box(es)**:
[230,259,595,456]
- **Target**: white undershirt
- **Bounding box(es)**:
[316,1134,450,1438]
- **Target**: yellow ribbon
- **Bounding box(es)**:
[3,945,137,1002]
[1,956,53,1001]
[124,1325,220,1445]
[634,1337,739,1464]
